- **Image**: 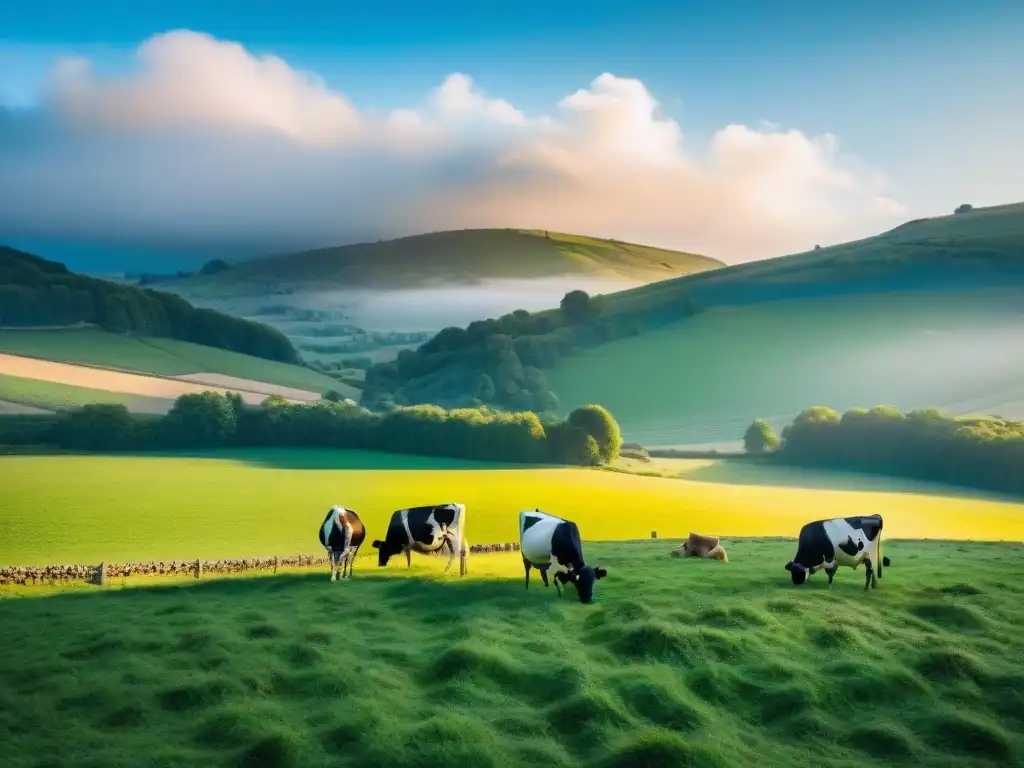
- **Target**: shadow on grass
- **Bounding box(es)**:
[672,459,1023,502]
[38,447,553,471]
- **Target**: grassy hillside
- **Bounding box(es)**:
[601,201,1024,312]
[168,229,724,295]
[0,328,350,397]
[0,246,300,364]
[2,450,1021,566]
[1,539,1022,767]
[362,202,1024,439]
[547,289,1024,447]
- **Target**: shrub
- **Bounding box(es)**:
[0,392,624,467]
[743,418,779,454]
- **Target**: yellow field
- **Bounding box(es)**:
[1,449,1021,566]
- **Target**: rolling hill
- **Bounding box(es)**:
[147,229,724,366]
[165,229,724,295]
[362,202,1024,446]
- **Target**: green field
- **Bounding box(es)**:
[600,202,1024,315]
[1,539,1022,767]
[170,229,723,295]
[547,290,1024,447]
[2,450,1022,566]
[0,328,349,395]
[0,373,169,413]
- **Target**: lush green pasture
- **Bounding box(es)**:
[548,290,1024,447]
[0,373,167,413]
[0,328,344,394]
[2,450,1022,566]
[1,539,1022,767]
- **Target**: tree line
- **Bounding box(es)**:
[0,395,623,467]
[361,288,702,413]
[744,405,1024,496]
[0,247,300,364]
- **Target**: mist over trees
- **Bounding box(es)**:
[361,287,702,413]
[0,247,299,364]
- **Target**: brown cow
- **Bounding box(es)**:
[670,532,728,562]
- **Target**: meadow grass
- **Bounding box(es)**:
[1,449,1022,566]
[1,539,1022,767]
[0,328,344,394]
[547,290,1024,447]
[0,373,166,413]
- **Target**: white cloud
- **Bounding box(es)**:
[0,29,908,263]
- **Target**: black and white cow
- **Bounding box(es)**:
[371,503,468,576]
[785,514,892,590]
[318,506,366,581]
[520,509,607,604]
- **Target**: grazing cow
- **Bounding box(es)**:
[318,506,366,581]
[785,514,892,589]
[520,509,607,604]
[371,503,468,576]
[671,532,728,562]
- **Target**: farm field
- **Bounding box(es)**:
[1,449,1022,566]
[1,539,1022,767]
[0,353,313,411]
[547,289,1024,447]
[0,328,351,397]
[0,372,172,413]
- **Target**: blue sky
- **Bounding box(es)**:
[1,0,1022,272]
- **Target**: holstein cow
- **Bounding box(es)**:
[318,506,367,581]
[785,514,892,590]
[372,503,468,576]
[520,509,607,604]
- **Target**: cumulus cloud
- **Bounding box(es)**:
[0,29,907,263]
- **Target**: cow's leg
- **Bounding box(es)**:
[523,556,531,589]
[442,535,457,573]
[406,547,412,568]
[340,548,352,579]
[864,558,874,590]
[329,550,338,582]
[539,565,552,591]
[347,545,360,578]
[825,562,839,586]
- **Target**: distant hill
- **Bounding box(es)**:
[165,229,724,294]
[361,202,1024,445]
[0,246,300,364]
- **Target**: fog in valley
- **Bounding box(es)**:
[303,275,641,333]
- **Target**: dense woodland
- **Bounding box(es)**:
[747,406,1024,496]
[0,395,623,466]
[0,247,300,364]
[361,289,702,412]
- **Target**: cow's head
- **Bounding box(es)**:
[371,539,401,567]
[557,566,608,603]
[785,561,808,585]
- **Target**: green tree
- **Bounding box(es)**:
[60,404,137,450]
[566,404,622,463]
[163,392,237,447]
[743,418,779,454]
[559,290,596,322]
